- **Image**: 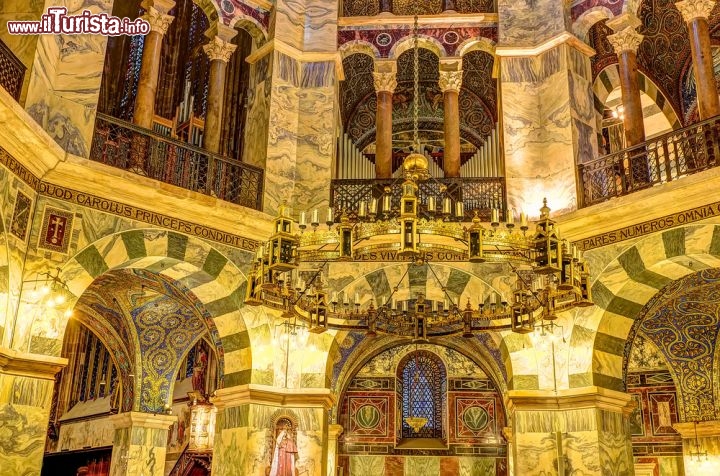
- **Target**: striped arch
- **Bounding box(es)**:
[568,223,720,391]
[593,64,682,131]
[389,34,447,60]
[339,40,381,60]
[457,37,497,76]
[572,6,614,42]
[330,262,514,390]
[44,229,253,387]
[227,12,268,45]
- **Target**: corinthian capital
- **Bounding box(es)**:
[373,72,397,93]
[142,7,174,35]
[439,70,463,93]
[607,28,644,54]
[675,0,716,22]
[203,36,238,63]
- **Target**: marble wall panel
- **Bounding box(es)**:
[500,44,598,216]
[0,373,54,476]
[497,0,566,47]
[0,0,45,102]
[24,0,112,156]
[52,416,115,453]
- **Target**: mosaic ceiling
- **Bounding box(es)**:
[74,268,216,412]
[634,268,720,422]
[341,0,495,17]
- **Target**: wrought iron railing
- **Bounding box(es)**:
[90,113,263,211]
[579,116,720,207]
[0,37,26,101]
[331,177,507,221]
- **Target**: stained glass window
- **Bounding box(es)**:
[399,350,446,439]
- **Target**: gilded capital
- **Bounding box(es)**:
[439,70,463,93]
[675,0,716,22]
[373,71,398,93]
[142,6,174,35]
[203,35,238,63]
[607,27,644,54]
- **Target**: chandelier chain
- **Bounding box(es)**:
[413,14,419,149]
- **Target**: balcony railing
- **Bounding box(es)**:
[331,177,507,221]
[0,37,26,101]
[90,113,263,211]
[579,116,720,207]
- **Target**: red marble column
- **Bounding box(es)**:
[373,67,397,179]
[439,69,463,177]
[202,27,238,154]
[132,1,175,129]
[677,0,720,119]
[607,15,645,148]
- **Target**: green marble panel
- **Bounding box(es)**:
[662,228,686,258]
[202,248,229,278]
[166,232,189,260]
[120,229,147,260]
[75,245,109,277]
[222,330,251,353]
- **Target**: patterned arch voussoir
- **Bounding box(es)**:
[569,224,720,391]
[58,229,253,387]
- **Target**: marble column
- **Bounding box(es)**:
[507,387,635,476]
[242,0,339,215]
[607,14,645,148]
[373,61,398,179]
[132,0,175,129]
[327,424,344,476]
[673,421,720,474]
[497,39,598,214]
[211,385,334,476]
[202,26,239,154]
[676,0,720,120]
[439,60,463,178]
[108,412,176,476]
[0,348,66,476]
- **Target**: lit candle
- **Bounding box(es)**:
[369,198,378,215]
[443,197,452,215]
[382,194,391,212]
[327,208,334,224]
[343,293,349,305]
[354,292,360,304]
[391,297,397,310]
[402,301,408,312]
[520,211,528,228]
[489,293,497,305]
[359,200,368,217]
[432,300,438,312]
[506,207,515,225]
[428,196,436,213]
[455,201,464,218]
[331,292,338,303]
[491,208,500,224]
[443,298,449,310]
[299,211,307,226]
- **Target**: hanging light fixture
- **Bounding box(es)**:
[243,17,593,339]
[690,421,708,462]
[21,267,74,319]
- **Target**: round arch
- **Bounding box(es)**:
[389,34,447,60]
[572,6,614,43]
[339,40,381,60]
[593,64,682,132]
[227,14,268,45]
[567,223,720,391]
[29,229,253,389]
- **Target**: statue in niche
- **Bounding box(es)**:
[191,347,208,396]
[268,418,299,476]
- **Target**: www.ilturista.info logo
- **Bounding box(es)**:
[7,7,151,36]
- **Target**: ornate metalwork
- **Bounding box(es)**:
[579,115,720,207]
[0,36,26,101]
[90,113,263,210]
[331,177,506,222]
